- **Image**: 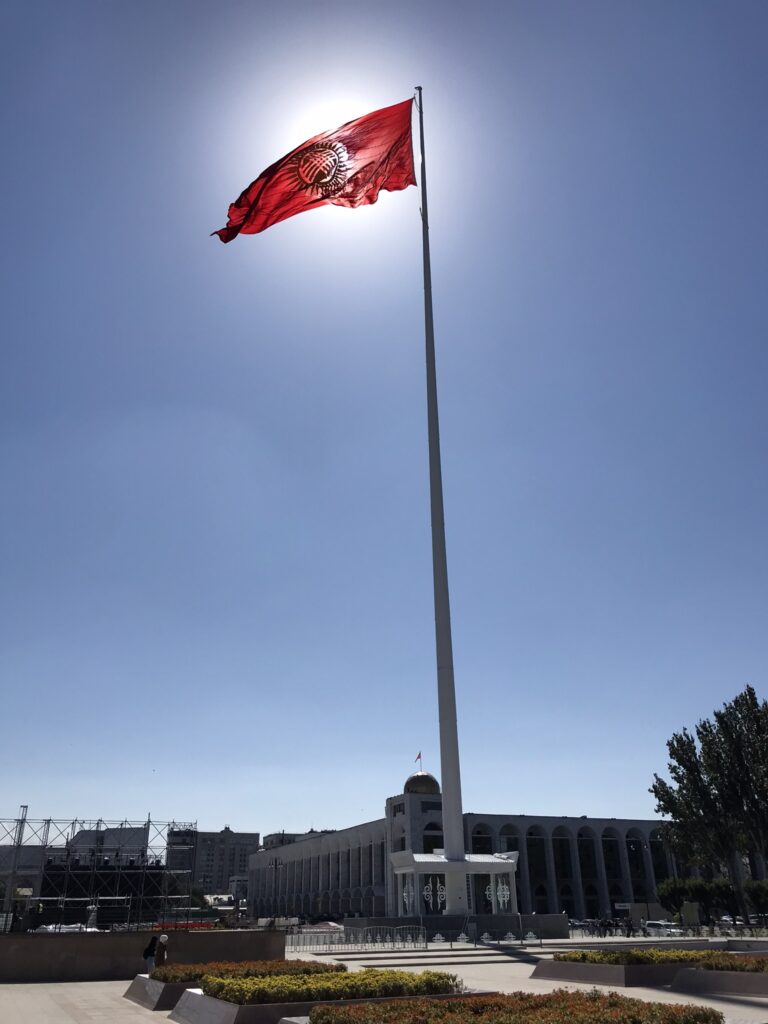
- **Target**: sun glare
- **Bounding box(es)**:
[281,88,407,151]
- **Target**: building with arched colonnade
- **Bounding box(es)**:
[248,772,674,921]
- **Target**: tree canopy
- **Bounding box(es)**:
[650,686,768,888]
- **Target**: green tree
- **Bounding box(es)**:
[744,880,768,923]
[700,686,768,862]
[650,686,768,920]
[687,879,736,923]
[657,878,689,916]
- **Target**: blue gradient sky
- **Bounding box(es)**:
[2,1,766,834]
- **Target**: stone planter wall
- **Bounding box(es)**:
[531,960,684,987]
[124,975,195,1011]
[0,929,285,984]
[672,968,768,996]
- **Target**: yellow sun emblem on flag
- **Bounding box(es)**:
[292,141,350,198]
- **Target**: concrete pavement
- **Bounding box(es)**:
[0,980,171,1023]
[1,943,767,1024]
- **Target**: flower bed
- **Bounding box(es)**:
[199,969,460,1006]
[126,959,347,1012]
[307,990,723,1024]
[152,958,346,985]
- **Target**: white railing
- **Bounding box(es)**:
[286,925,428,952]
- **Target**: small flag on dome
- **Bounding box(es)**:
[415,752,422,763]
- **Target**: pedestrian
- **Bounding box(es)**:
[155,933,169,969]
[142,935,158,974]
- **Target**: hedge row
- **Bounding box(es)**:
[151,959,347,984]
[700,954,768,973]
[555,948,708,966]
[200,969,461,1005]
[308,990,723,1024]
[555,948,768,972]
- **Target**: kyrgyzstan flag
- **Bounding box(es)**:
[213,99,415,242]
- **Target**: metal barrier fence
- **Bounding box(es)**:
[286,925,428,952]
[286,923,541,951]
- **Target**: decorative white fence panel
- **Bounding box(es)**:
[286,925,428,952]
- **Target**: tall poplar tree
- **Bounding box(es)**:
[650,686,768,910]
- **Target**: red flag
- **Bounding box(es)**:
[213,99,415,242]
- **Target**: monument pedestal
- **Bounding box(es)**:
[390,850,519,917]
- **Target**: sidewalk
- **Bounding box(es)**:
[1,953,767,1024]
[0,980,171,1023]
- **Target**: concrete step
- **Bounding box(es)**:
[346,954,532,962]
[326,946,538,968]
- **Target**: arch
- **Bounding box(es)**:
[626,828,650,900]
[559,883,575,917]
[471,823,493,855]
[351,886,363,915]
[362,842,373,886]
[583,883,599,918]
[526,826,547,885]
[552,826,574,882]
[498,824,521,853]
[362,886,376,916]
[526,825,551,912]
[649,828,671,884]
[533,883,549,914]
[577,826,599,881]
[339,888,352,915]
[601,828,623,882]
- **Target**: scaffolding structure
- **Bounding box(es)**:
[0,806,199,932]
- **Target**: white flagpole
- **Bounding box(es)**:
[414,87,466,914]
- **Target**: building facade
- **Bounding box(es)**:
[168,826,260,894]
[248,772,674,921]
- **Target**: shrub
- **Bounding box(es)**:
[200,969,461,1005]
[309,990,723,1024]
[151,958,347,984]
[555,948,708,966]
[700,955,768,973]
[555,948,768,972]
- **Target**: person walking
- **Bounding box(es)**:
[155,933,169,968]
[142,935,158,974]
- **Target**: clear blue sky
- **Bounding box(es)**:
[2,1,766,835]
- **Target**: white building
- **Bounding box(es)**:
[248,771,672,921]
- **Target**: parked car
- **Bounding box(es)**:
[643,920,686,937]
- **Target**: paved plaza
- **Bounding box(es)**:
[1,941,767,1024]
[0,980,170,1022]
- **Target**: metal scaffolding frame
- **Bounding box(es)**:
[0,806,198,931]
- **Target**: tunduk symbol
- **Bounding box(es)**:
[293,142,350,197]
